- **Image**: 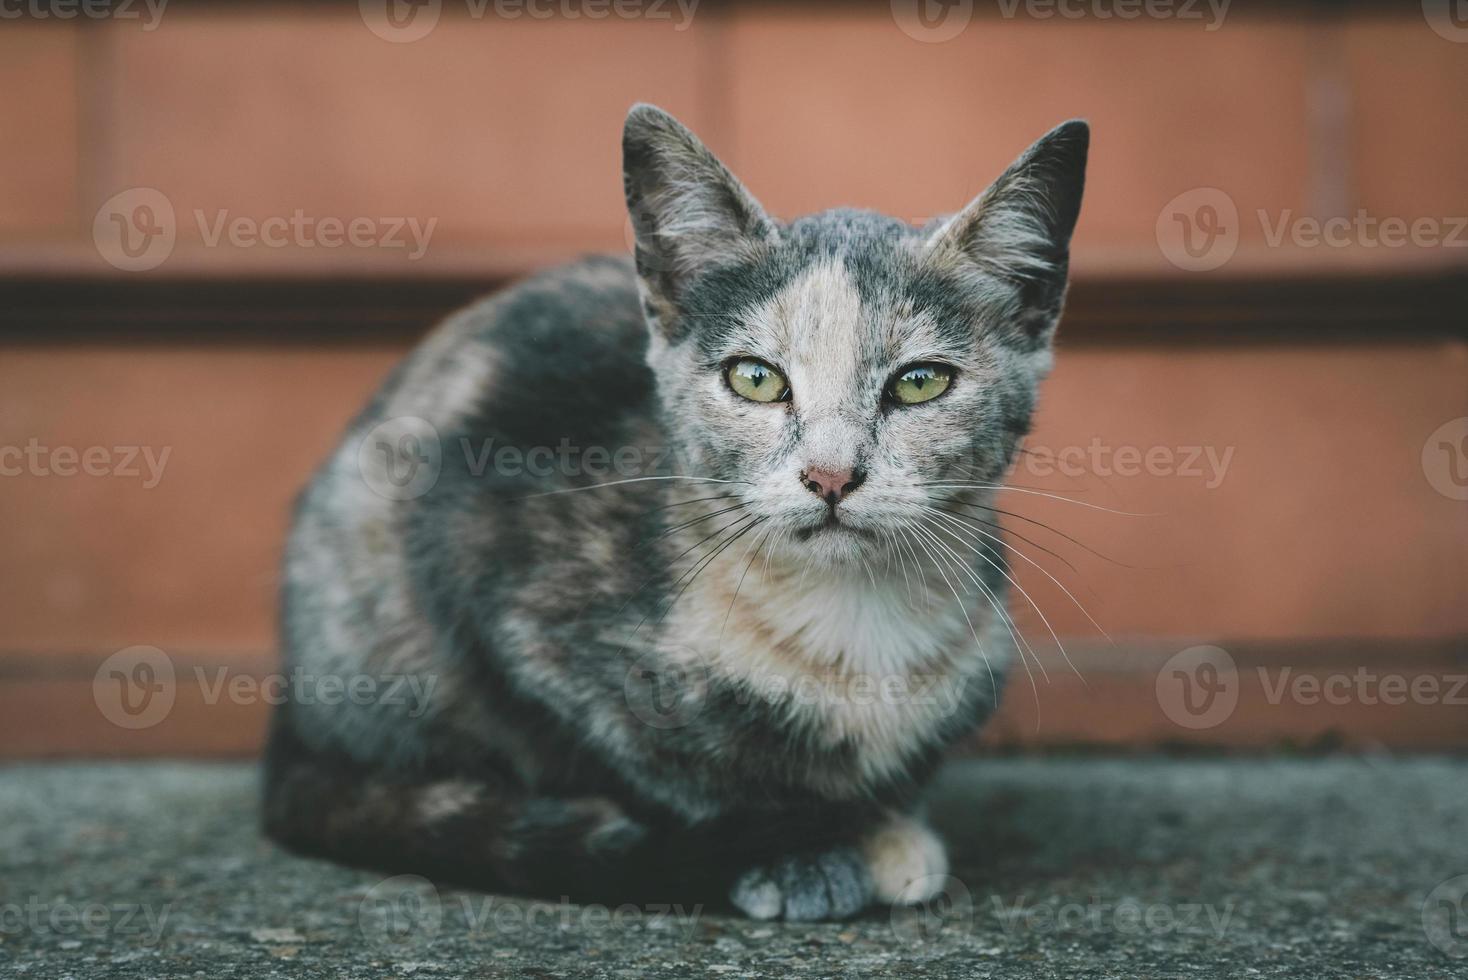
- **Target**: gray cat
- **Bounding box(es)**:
[263,105,1087,921]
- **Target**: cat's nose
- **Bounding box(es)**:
[800,467,865,505]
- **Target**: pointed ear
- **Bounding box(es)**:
[923,120,1089,345]
[623,104,778,331]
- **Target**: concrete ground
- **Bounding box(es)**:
[2,757,1466,979]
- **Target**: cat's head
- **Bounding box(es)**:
[623,104,1087,567]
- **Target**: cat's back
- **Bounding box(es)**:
[279,255,651,763]
[292,251,651,565]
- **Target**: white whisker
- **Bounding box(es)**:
[515,475,750,500]
[919,483,1157,517]
[897,520,1008,714]
[909,518,1047,685]
[929,504,1113,650]
[718,519,776,653]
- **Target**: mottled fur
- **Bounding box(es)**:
[263,105,1087,920]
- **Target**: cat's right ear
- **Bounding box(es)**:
[623,104,778,330]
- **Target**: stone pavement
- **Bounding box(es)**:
[3,756,1465,978]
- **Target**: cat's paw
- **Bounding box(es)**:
[728,847,873,921]
[860,813,949,904]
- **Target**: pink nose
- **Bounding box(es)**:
[800,467,865,504]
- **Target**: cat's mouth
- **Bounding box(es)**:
[794,512,871,541]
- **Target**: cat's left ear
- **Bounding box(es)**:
[923,120,1089,345]
[623,104,779,333]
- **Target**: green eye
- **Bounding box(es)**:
[726,358,790,403]
[888,363,953,405]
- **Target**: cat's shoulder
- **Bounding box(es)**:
[434,254,644,356]
[453,255,654,446]
[476,254,648,380]
[359,255,649,439]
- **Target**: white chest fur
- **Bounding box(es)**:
[663,560,1008,786]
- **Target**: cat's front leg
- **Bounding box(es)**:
[728,847,872,921]
[727,809,948,920]
[859,810,949,905]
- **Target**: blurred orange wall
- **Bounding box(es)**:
[0,3,1464,756]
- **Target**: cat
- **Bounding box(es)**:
[262,104,1087,921]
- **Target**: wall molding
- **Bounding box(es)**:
[2,269,1464,343]
[4,638,1463,759]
